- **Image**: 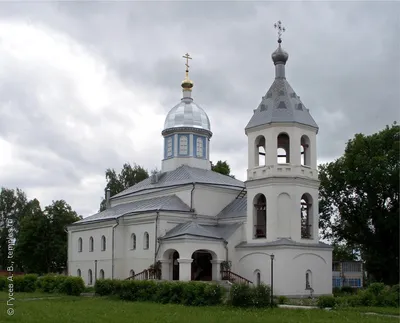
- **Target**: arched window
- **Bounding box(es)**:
[78,238,83,252]
[253,194,267,239]
[301,135,311,166]
[255,135,266,167]
[166,137,173,157]
[253,270,261,286]
[179,135,188,155]
[99,269,104,279]
[131,233,136,250]
[89,236,94,252]
[77,269,81,277]
[300,194,313,239]
[88,269,93,285]
[277,133,290,163]
[143,232,149,250]
[129,269,135,277]
[306,270,312,290]
[196,137,204,157]
[101,235,106,251]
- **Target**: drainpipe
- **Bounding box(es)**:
[190,183,195,211]
[154,210,160,267]
[111,219,119,279]
[223,240,228,261]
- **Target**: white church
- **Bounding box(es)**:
[67,28,333,297]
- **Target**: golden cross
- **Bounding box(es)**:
[182,53,192,71]
[274,20,286,42]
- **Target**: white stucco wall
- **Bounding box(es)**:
[68,224,114,285]
[193,185,240,216]
[246,182,319,243]
[235,246,332,296]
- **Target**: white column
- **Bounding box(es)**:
[160,259,171,280]
[178,258,193,281]
[210,259,223,281]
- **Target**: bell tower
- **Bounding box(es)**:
[245,22,320,244]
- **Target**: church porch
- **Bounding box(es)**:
[159,241,225,282]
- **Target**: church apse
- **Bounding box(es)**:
[253,194,267,239]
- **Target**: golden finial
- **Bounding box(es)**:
[181,53,193,91]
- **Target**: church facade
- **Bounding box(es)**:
[67,33,332,297]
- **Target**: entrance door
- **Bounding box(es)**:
[172,251,179,280]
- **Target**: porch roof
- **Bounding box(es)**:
[160,221,241,241]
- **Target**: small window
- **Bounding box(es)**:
[143,232,149,250]
[101,235,106,251]
[179,136,188,155]
[167,137,173,157]
[88,269,93,285]
[89,236,94,252]
[78,238,83,252]
[99,269,104,279]
[306,270,312,290]
[77,269,81,277]
[196,137,204,157]
[131,233,136,250]
[257,272,261,286]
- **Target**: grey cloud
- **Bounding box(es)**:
[0,1,398,215]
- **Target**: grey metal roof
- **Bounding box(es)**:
[161,221,242,241]
[217,197,247,219]
[236,238,332,249]
[112,165,244,199]
[72,195,191,225]
[163,95,211,132]
[245,73,318,131]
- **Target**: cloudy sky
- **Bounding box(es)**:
[0,1,398,217]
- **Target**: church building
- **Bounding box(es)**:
[67,25,332,297]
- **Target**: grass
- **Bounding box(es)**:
[340,306,400,316]
[0,291,63,300]
[0,295,398,323]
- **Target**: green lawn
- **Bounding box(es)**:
[0,291,63,300]
[0,295,398,323]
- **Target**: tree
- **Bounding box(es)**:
[332,243,357,262]
[211,160,234,178]
[0,187,28,270]
[99,163,149,211]
[15,200,81,274]
[319,123,399,285]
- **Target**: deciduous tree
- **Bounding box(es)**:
[319,123,399,284]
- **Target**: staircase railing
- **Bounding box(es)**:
[220,270,253,285]
[125,268,157,281]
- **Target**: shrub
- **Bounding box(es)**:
[340,286,357,295]
[368,283,386,297]
[23,274,38,292]
[12,276,25,292]
[277,295,288,304]
[317,295,337,308]
[95,279,122,296]
[36,274,67,293]
[60,276,85,296]
[229,283,253,307]
[0,276,7,291]
[229,283,272,308]
[252,284,271,308]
